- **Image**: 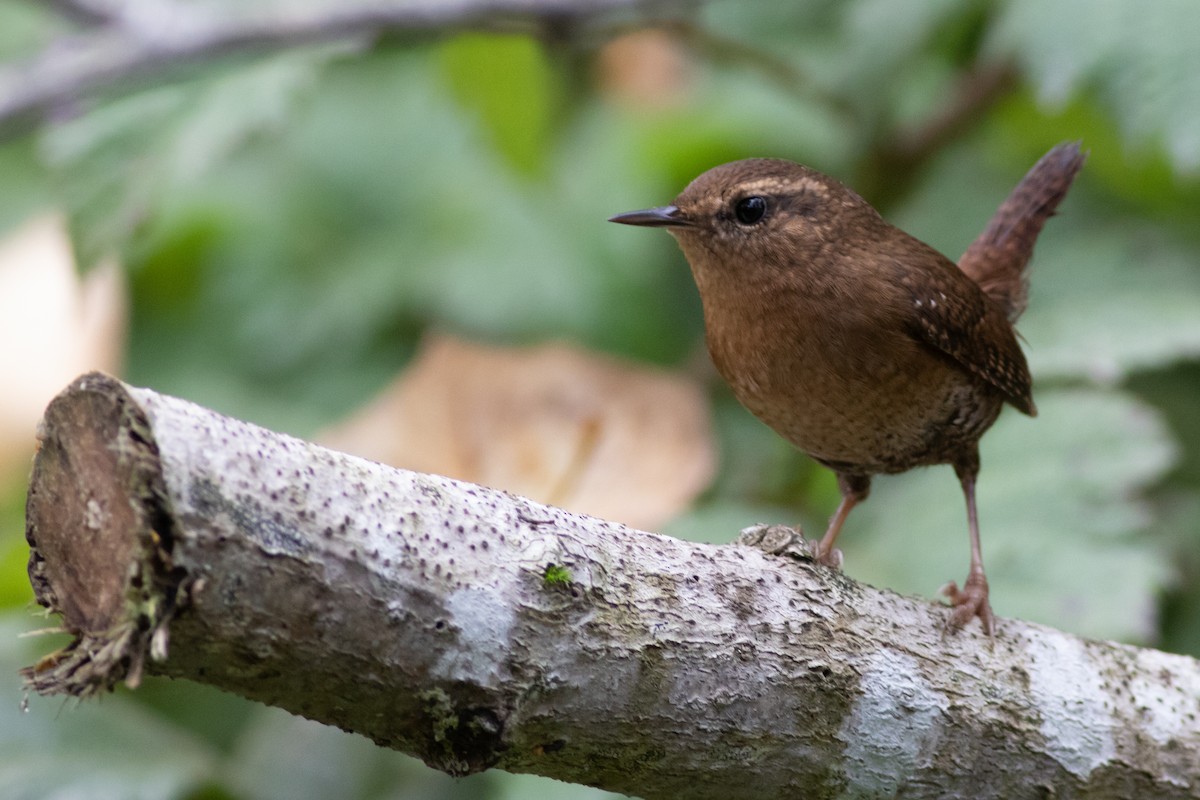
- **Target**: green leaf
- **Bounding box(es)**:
[0,137,52,233]
[840,0,977,91]
[1018,220,1200,381]
[491,773,630,800]
[0,536,32,609]
[0,477,32,610]
[4,613,532,800]
[40,49,327,270]
[841,388,1176,642]
[991,0,1200,172]
[1156,493,1200,658]
[106,46,720,428]
[988,92,1200,218]
[0,2,64,61]
[1129,362,1200,488]
[439,34,558,176]
[0,617,218,800]
[222,711,418,800]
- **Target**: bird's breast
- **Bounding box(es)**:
[702,296,998,473]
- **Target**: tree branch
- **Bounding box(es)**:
[37,0,118,26]
[22,373,1200,799]
[855,60,1018,209]
[0,0,692,136]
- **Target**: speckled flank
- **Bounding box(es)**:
[1025,635,1117,777]
[839,648,948,794]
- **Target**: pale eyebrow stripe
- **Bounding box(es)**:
[734,177,829,198]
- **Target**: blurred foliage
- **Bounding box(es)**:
[1,0,1199,797]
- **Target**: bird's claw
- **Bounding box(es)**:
[736,524,843,569]
[737,524,804,555]
[814,544,844,570]
[940,571,994,636]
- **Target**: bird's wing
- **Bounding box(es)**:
[898,252,1037,416]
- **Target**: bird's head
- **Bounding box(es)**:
[609,158,881,281]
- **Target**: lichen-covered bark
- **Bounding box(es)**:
[22,373,1200,799]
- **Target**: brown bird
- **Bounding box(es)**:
[610,143,1085,634]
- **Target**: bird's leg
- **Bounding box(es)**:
[812,473,870,569]
[941,453,995,635]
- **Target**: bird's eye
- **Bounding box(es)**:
[734,196,767,225]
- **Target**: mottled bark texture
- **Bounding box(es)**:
[22,373,1200,799]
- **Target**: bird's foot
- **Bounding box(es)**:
[736,524,843,569]
[940,570,994,636]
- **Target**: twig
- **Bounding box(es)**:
[892,60,1017,168]
[0,0,692,136]
[665,19,858,123]
[856,60,1018,208]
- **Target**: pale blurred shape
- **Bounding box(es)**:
[0,213,126,480]
[320,335,716,530]
[596,29,693,109]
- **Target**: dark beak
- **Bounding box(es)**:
[608,205,694,228]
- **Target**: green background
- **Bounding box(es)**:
[2,1,1199,798]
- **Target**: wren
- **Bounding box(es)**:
[610,143,1086,634]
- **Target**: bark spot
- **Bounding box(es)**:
[419,688,506,776]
